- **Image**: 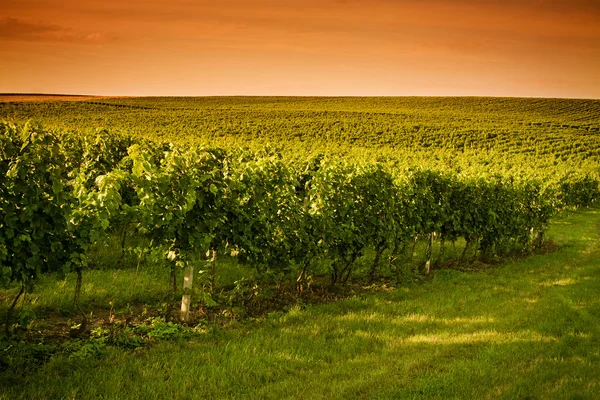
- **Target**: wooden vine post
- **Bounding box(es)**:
[424,232,433,274]
[180,264,194,322]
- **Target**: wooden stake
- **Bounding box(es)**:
[180,265,194,322]
[424,233,433,274]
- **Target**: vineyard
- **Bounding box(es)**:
[1,97,600,397]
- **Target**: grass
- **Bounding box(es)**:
[2,208,600,399]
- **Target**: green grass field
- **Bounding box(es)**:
[2,207,599,399]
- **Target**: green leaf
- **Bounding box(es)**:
[202,292,218,307]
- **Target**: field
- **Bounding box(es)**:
[1,96,600,398]
[2,96,600,167]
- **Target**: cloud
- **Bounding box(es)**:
[0,17,117,43]
[0,17,61,39]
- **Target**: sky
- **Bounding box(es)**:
[1,0,599,98]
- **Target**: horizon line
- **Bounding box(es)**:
[2,93,600,101]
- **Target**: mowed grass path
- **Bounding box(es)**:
[5,209,600,399]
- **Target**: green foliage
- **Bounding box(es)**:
[2,97,599,185]
[0,122,126,291]
[17,310,36,329]
[0,116,593,293]
[0,97,597,327]
[137,317,192,341]
[0,122,70,287]
[226,154,301,273]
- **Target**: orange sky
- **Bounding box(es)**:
[1,0,599,97]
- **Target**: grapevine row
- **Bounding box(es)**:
[1,122,598,321]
